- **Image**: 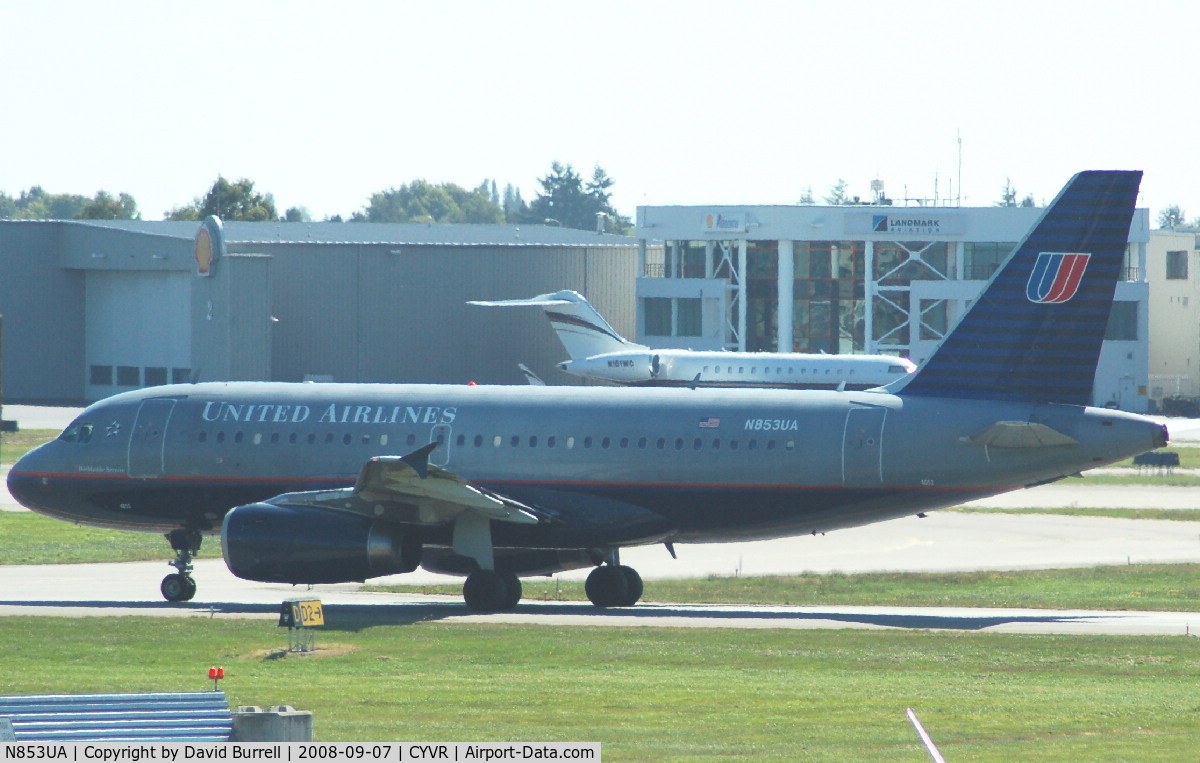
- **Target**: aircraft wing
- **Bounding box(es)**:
[267,442,541,526]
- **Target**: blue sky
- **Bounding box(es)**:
[3,0,1195,222]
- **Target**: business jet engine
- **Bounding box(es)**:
[222,501,422,584]
[558,351,660,383]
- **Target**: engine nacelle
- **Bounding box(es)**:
[559,351,657,383]
[222,501,422,584]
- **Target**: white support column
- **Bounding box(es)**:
[737,239,748,352]
[777,240,794,352]
[864,241,876,354]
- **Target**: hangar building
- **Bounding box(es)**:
[0,218,642,404]
[635,200,1153,412]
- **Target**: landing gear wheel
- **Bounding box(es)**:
[501,573,523,611]
[616,565,643,606]
[464,570,521,613]
[162,529,203,602]
[160,573,196,602]
[585,565,630,608]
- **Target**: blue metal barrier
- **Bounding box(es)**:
[0,692,232,742]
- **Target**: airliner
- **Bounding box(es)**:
[468,290,916,388]
[8,171,1165,613]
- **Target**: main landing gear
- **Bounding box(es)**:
[161,529,201,602]
[462,569,522,613]
[585,563,643,608]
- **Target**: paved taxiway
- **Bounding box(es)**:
[3,405,1200,634]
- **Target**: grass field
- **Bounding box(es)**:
[5,431,1200,758]
[1,616,1198,760]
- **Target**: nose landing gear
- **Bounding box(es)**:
[161,529,202,602]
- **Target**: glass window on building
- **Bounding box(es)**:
[1167,250,1188,280]
[1105,301,1138,340]
[919,299,948,341]
[90,365,113,386]
[964,242,1017,280]
[645,298,672,335]
[875,241,950,285]
[677,298,702,336]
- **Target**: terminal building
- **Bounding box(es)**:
[634,200,1157,412]
[0,218,642,404]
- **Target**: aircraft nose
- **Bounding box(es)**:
[6,443,53,511]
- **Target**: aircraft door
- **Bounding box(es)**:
[842,407,886,487]
[128,398,177,478]
[429,424,452,467]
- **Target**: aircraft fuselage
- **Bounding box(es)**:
[8,381,1166,545]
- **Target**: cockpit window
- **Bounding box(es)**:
[59,423,94,443]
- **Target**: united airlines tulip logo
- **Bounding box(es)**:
[1027,252,1091,304]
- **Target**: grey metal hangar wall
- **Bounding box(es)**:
[0,218,641,403]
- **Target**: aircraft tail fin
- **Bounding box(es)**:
[894,170,1142,405]
[468,290,641,360]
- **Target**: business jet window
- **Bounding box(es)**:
[307,433,316,444]
[693,438,702,450]
[474,435,483,447]
[547,436,557,448]
[584,437,593,449]
[216,432,226,444]
[637,437,647,449]
[343,434,353,445]
[59,423,94,443]
[785,440,796,451]
[197,431,208,443]
[493,435,502,448]
[566,436,575,449]
[601,437,611,449]
[406,434,417,446]
[455,434,465,447]
[234,432,245,444]
[711,439,720,450]
[729,440,739,450]
[510,435,520,447]
[529,436,538,448]
[619,437,629,449]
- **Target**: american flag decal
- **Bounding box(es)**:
[698,417,721,429]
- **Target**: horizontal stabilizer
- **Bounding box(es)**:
[965,421,1079,448]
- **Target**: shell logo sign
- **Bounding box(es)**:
[194,216,225,277]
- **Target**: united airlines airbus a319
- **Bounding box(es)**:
[9,171,1167,612]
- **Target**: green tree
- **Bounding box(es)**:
[823,179,849,205]
[996,178,1018,207]
[352,180,503,223]
[166,177,278,221]
[797,187,815,205]
[77,191,140,220]
[1158,204,1187,229]
[522,162,632,233]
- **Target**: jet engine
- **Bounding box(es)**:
[222,501,422,584]
[558,351,659,383]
